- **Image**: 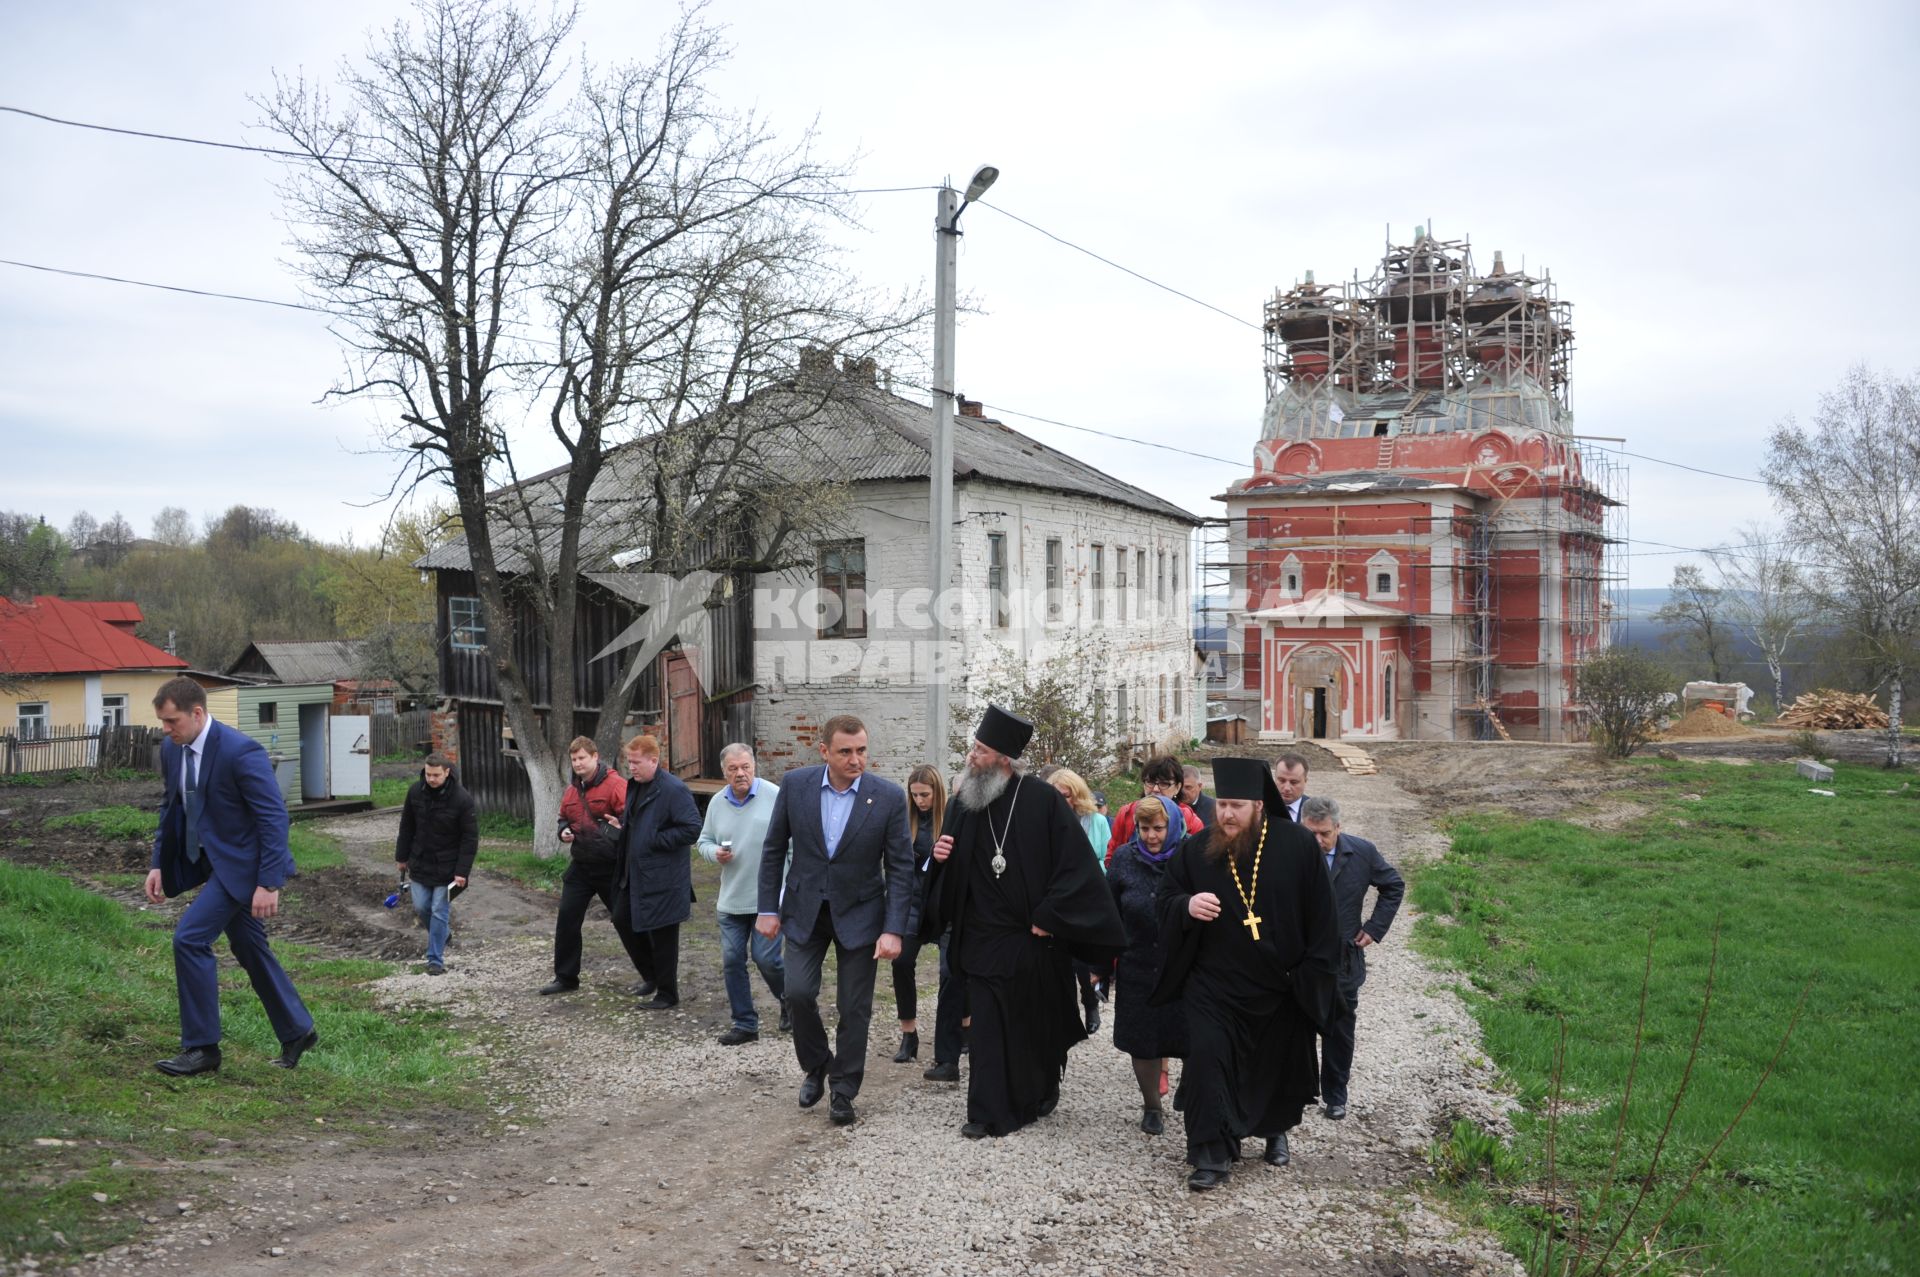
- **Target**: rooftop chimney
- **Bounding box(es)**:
[958,395,985,418]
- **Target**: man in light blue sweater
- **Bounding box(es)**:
[697,743,788,1044]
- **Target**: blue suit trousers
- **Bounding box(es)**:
[174,873,313,1050]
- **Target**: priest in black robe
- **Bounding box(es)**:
[923,706,1126,1138]
[1151,756,1342,1190]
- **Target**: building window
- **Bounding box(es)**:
[1045,538,1062,621]
[1093,686,1107,743]
[1383,663,1395,722]
[1090,543,1105,621]
[258,701,279,726]
[817,539,868,638]
[1116,685,1129,739]
[1116,546,1128,622]
[1367,551,1399,600]
[100,694,128,729]
[1157,550,1167,608]
[1280,553,1304,599]
[1158,674,1167,722]
[449,596,487,650]
[1174,679,1183,718]
[1137,549,1148,616]
[17,703,49,740]
[987,533,1009,629]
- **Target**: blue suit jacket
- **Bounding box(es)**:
[756,766,913,948]
[150,719,297,901]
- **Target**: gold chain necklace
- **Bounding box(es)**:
[1226,817,1268,940]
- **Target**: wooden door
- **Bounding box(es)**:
[666,652,702,778]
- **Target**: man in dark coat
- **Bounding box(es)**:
[1181,765,1217,828]
[756,714,914,1127]
[615,734,703,1010]
[394,752,478,975]
[925,706,1126,1139]
[1272,753,1313,822]
[1152,756,1341,1191]
[1299,796,1404,1120]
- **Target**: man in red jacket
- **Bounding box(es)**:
[540,737,651,995]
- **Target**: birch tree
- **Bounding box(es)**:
[1764,366,1919,767]
[1707,522,1812,713]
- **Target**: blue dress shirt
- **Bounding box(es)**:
[819,772,862,859]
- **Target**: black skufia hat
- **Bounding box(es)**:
[974,705,1034,759]
[1211,756,1287,814]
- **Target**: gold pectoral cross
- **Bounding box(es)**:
[1243,912,1263,941]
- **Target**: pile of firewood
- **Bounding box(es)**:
[1776,689,1891,730]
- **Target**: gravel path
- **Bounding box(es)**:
[79,764,1520,1277]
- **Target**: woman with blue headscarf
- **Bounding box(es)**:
[1107,793,1189,1135]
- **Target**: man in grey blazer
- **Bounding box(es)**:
[757,714,914,1126]
[1299,796,1404,1120]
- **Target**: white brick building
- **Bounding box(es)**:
[749,373,1204,777]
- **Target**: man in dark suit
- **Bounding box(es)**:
[1272,753,1313,822]
[1180,765,1217,828]
[1299,796,1404,1120]
[756,714,913,1126]
[614,733,704,1010]
[142,676,317,1077]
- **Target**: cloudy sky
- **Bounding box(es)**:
[2,0,1914,586]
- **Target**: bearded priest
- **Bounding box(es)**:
[924,706,1126,1138]
[1151,756,1342,1191]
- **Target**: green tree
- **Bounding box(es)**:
[1577,647,1674,760]
[319,508,451,696]
[0,513,68,600]
[950,634,1117,779]
[1652,563,1734,682]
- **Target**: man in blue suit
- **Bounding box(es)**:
[756,714,914,1126]
[142,676,317,1077]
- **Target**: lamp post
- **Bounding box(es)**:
[928,164,998,764]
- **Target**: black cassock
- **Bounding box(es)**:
[922,776,1125,1135]
[1150,809,1341,1170]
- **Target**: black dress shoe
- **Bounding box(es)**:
[829,1093,856,1126]
[1263,1133,1291,1166]
[628,980,658,998]
[922,1060,960,1082]
[777,1001,792,1033]
[273,1028,320,1070]
[1187,1167,1230,1191]
[960,1121,992,1139]
[1083,1002,1101,1034]
[1140,1107,1165,1136]
[155,1046,221,1077]
[797,1071,826,1108]
[1036,1090,1059,1118]
[891,1031,919,1063]
[1325,1102,1348,1121]
[639,994,680,1011]
[717,1027,758,1046]
[538,978,579,996]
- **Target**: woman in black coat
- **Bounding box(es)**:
[1108,794,1189,1135]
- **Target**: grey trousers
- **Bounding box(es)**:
[782,902,879,1100]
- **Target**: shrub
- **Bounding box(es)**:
[1577,648,1674,760]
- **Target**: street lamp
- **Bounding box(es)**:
[928,163,998,763]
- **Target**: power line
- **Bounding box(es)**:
[975,200,1262,333]
[0,104,937,196]
[0,257,330,314]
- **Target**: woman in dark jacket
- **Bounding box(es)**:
[1108,794,1188,1134]
[888,764,946,1063]
[617,735,704,1009]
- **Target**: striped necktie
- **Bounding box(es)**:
[184,750,204,863]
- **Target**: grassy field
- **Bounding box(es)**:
[1414,757,1918,1276]
[0,859,481,1267]
[371,777,411,809]
[49,806,347,871]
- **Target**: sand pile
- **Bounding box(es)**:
[1663,704,1752,739]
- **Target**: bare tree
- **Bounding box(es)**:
[1652,564,1733,682]
[1707,523,1813,713]
[151,506,198,547]
[93,513,135,569]
[66,511,99,549]
[1765,365,1919,767]
[264,0,924,842]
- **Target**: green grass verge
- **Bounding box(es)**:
[1415,758,1919,1276]
[372,777,411,809]
[0,859,481,1266]
[46,806,345,873]
[476,811,535,842]
[475,847,568,893]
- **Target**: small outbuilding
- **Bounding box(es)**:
[203,682,370,803]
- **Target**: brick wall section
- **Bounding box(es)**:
[429,700,460,766]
